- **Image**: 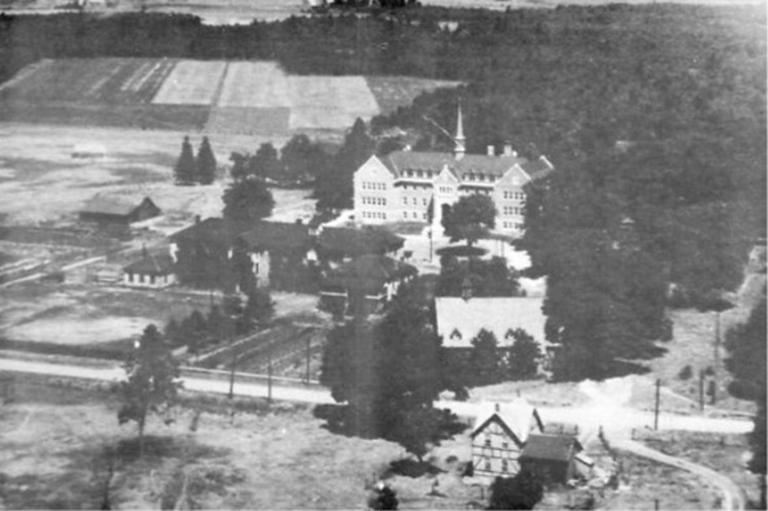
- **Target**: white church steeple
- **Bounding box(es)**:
[454,100,466,161]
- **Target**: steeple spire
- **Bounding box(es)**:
[454,100,466,160]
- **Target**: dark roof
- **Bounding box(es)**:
[381,151,552,182]
[520,434,582,463]
[317,227,404,257]
[80,195,157,217]
[124,252,175,275]
[169,218,252,246]
[323,255,416,294]
[239,221,312,252]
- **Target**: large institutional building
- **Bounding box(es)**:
[353,107,554,236]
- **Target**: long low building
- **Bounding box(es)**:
[435,294,547,349]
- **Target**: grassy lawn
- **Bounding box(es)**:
[0,377,478,510]
[602,451,721,510]
[0,281,215,346]
[638,431,761,509]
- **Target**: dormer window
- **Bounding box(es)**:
[450,328,462,341]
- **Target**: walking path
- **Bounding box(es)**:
[0,356,753,509]
[613,438,746,511]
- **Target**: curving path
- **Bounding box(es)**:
[613,438,746,511]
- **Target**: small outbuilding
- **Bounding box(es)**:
[79,195,161,226]
[519,434,593,485]
[123,253,176,289]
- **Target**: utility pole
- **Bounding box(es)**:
[267,345,273,406]
[713,311,720,405]
[699,369,705,411]
[653,379,661,430]
[305,333,311,384]
[228,349,237,400]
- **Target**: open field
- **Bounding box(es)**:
[0,378,406,510]
[0,123,313,226]
[0,282,215,345]
[0,58,460,136]
[637,430,761,508]
[152,60,228,106]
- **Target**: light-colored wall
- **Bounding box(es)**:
[471,421,523,479]
[123,272,176,289]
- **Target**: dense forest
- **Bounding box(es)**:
[0,4,764,378]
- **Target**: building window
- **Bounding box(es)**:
[485,459,492,471]
[403,212,407,218]
[412,198,417,205]
[502,459,509,473]
[423,198,427,206]
[485,437,491,447]
[403,197,407,205]
[502,441,509,449]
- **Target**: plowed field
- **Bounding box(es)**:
[0,58,460,136]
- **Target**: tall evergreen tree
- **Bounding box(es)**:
[174,136,196,186]
[196,136,217,185]
[118,325,182,455]
[315,118,374,211]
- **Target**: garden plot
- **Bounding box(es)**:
[151,60,227,106]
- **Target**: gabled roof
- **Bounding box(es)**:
[381,151,549,182]
[471,399,543,445]
[520,434,583,463]
[169,218,251,246]
[239,221,312,252]
[317,227,404,258]
[124,252,175,275]
[435,296,546,348]
[322,254,416,295]
[80,195,156,217]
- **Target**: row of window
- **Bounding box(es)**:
[460,173,498,183]
[402,211,427,220]
[485,437,510,450]
[502,206,523,216]
[437,186,453,194]
[483,458,510,473]
[361,211,387,220]
[403,197,429,206]
[361,196,387,206]
[503,191,525,200]
[502,221,524,230]
[361,181,387,191]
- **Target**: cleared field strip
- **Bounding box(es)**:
[218,61,292,108]
[151,60,227,105]
[0,58,461,134]
[205,106,290,135]
[365,75,462,115]
[287,75,380,130]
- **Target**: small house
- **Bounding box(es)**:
[79,195,161,226]
[470,400,544,480]
[519,434,593,485]
[123,253,176,288]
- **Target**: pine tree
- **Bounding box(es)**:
[174,136,196,186]
[118,325,182,456]
[196,136,217,185]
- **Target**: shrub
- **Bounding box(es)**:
[678,365,693,380]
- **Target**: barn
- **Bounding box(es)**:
[79,196,161,226]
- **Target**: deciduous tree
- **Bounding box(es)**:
[441,194,497,246]
[118,324,182,455]
[222,179,275,224]
[488,470,544,510]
